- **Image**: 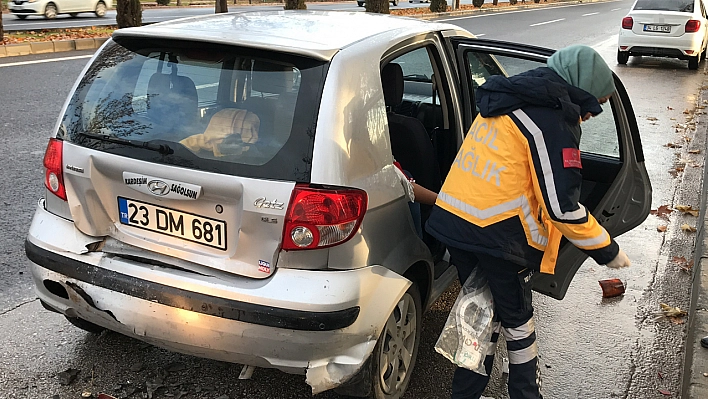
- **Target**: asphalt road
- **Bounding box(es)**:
[2,0,475,31]
[1,0,706,398]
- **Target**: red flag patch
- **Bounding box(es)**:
[562,148,582,169]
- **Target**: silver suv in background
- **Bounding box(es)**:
[25,11,651,398]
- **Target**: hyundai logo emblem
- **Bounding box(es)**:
[148,180,170,196]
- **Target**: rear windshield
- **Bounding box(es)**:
[634,0,694,12]
[60,38,327,182]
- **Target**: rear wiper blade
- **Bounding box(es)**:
[77,132,174,155]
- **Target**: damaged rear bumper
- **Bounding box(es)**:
[25,201,411,393]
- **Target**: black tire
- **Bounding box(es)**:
[357,1,364,6]
[65,316,106,334]
[702,47,707,61]
[371,283,422,399]
[617,50,629,65]
[44,3,57,19]
[689,55,700,70]
[392,0,398,5]
[16,15,28,19]
[69,12,79,17]
[95,1,107,17]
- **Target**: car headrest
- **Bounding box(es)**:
[382,63,404,107]
[251,61,294,95]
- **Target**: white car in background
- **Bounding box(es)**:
[9,0,111,19]
[618,0,708,69]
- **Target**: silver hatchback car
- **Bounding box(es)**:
[25,11,651,398]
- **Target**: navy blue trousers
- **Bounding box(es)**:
[448,247,543,399]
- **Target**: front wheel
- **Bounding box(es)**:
[689,55,700,70]
[392,0,398,5]
[95,1,106,17]
[371,284,422,399]
[16,15,28,19]
[617,50,629,65]
[44,3,57,19]
[69,12,78,17]
[357,1,364,6]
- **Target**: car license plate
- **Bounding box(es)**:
[644,24,671,33]
[118,197,227,250]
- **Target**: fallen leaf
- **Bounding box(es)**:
[667,106,674,110]
[81,391,92,398]
[665,142,683,148]
[675,205,700,216]
[650,205,674,220]
[670,317,685,325]
[647,116,658,121]
[672,256,688,264]
[681,260,695,273]
[681,224,697,232]
[97,394,118,399]
[684,109,691,114]
[660,303,688,317]
[659,388,671,396]
[689,149,702,154]
[658,371,664,379]
[657,225,667,232]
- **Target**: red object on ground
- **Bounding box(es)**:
[599,279,625,298]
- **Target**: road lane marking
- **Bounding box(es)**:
[610,8,622,11]
[475,33,486,37]
[436,0,623,22]
[529,18,565,27]
[583,12,599,16]
[0,54,93,68]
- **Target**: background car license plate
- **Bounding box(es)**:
[644,24,671,33]
[118,197,227,250]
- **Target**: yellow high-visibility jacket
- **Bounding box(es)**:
[426,68,618,274]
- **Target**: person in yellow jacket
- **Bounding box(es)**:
[426,45,631,399]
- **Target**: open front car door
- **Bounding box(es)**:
[447,38,652,300]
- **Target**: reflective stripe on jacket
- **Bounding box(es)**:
[428,106,618,274]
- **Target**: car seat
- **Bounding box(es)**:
[146,72,199,138]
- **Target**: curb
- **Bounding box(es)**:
[0,0,613,58]
[685,87,708,397]
[0,37,108,58]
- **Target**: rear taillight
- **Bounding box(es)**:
[622,17,633,30]
[686,19,701,33]
[43,138,66,201]
[282,185,367,250]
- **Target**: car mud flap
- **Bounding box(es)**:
[306,351,372,395]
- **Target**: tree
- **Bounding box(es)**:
[365,0,389,14]
[429,0,447,13]
[284,0,306,9]
[116,0,142,28]
[1,1,4,45]
[215,0,228,13]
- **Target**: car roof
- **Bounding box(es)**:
[112,10,458,61]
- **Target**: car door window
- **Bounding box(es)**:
[466,52,620,158]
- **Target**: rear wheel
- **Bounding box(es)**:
[65,316,105,334]
[357,1,364,6]
[689,55,700,70]
[617,50,629,65]
[371,284,421,399]
[44,3,57,19]
[16,15,28,19]
[69,12,79,17]
[392,0,398,5]
[95,1,106,17]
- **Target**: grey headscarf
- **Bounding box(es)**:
[547,45,615,99]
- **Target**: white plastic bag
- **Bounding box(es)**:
[434,267,495,375]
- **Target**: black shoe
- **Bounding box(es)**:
[702,336,708,349]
